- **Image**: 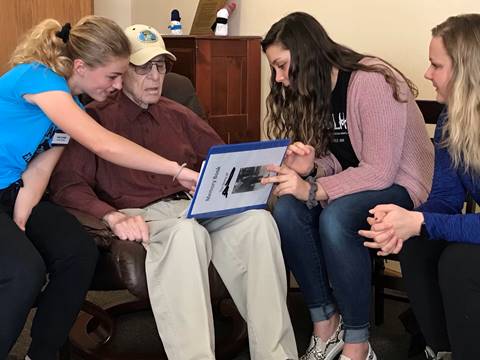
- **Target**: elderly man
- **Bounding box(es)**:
[49,24,297,360]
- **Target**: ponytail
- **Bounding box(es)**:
[10,15,130,78]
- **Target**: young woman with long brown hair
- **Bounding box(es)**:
[261,12,434,360]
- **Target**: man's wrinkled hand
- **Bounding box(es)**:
[103,211,149,243]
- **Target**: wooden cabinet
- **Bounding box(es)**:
[0,0,93,75]
[163,35,261,143]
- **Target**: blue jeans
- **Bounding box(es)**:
[273,185,413,343]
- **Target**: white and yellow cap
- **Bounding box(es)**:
[124,24,176,65]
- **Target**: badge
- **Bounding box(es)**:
[51,130,71,146]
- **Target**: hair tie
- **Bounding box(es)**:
[56,23,71,43]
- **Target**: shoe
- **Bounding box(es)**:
[339,343,376,360]
[424,346,452,359]
[300,317,344,360]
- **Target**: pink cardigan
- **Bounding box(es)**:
[316,60,434,207]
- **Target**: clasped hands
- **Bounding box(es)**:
[359,204,424,256]
[261,142,327,201]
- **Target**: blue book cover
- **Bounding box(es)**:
[186,139,289,219]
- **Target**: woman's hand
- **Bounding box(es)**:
[361,217,403,256]
[261,164,311,201]
[176,167,199,193]
[359,204,424,255]
[283,142,316,176]
[13,189,34,231]
[11,148,64,231]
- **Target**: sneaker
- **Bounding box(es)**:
[300,317,344,360]
[339,343,377,360]
[424,346,452,359]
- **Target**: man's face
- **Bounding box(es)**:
[123,55,170,108]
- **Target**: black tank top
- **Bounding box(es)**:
[328,70,359,170]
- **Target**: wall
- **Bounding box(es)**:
[94,0,132,29]
[95,0,480,132]
[131,0,192,35]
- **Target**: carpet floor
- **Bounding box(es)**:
[9,290,426,359]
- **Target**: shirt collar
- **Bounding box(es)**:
[116,91,146,121]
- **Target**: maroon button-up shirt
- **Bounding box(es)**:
[49,91,223,219]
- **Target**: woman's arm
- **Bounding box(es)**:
[25,91,197,187]
[317,71,413,200]
[416,120,465,214]
[14,147,64,230]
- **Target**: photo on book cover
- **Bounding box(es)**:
[231,165,269,194]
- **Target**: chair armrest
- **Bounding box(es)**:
[64,208,115,249]
[109,239,148,298]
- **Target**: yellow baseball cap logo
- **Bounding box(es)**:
[138,30,157,42]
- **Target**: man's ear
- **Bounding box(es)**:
[72,59,88,76]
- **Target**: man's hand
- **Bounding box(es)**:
[103,211,149,243]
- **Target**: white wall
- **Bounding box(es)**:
[94,0,132,29]
[131,0,195,35]
[95,0,480,124]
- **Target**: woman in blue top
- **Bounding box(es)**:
[360,14,480,360]
[0,16,197,360]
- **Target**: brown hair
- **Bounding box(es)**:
[261,12,417,156]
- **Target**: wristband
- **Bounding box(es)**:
[172,163,187,183]
[305,176,319,209]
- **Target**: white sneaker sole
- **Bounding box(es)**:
[325,339,345,360]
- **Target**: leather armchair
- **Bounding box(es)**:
[65,73,248,360]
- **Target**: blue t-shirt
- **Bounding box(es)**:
[0,62,81,189]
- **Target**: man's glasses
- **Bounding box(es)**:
[132,60,173,75]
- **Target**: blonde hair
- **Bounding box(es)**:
[433,14,480,174]
[10,15,130,78]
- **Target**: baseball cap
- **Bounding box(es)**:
[124,24,176,65]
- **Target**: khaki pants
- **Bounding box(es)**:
[121,199,297,360]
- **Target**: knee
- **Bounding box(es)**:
[398,235,425,263]
[243,208,276,228]
[272,196,313,250]
[239,209,280,247]
[3,251,46,299]
[170,219,210,248]
[318,204,345,245]
[272,195,303,224]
